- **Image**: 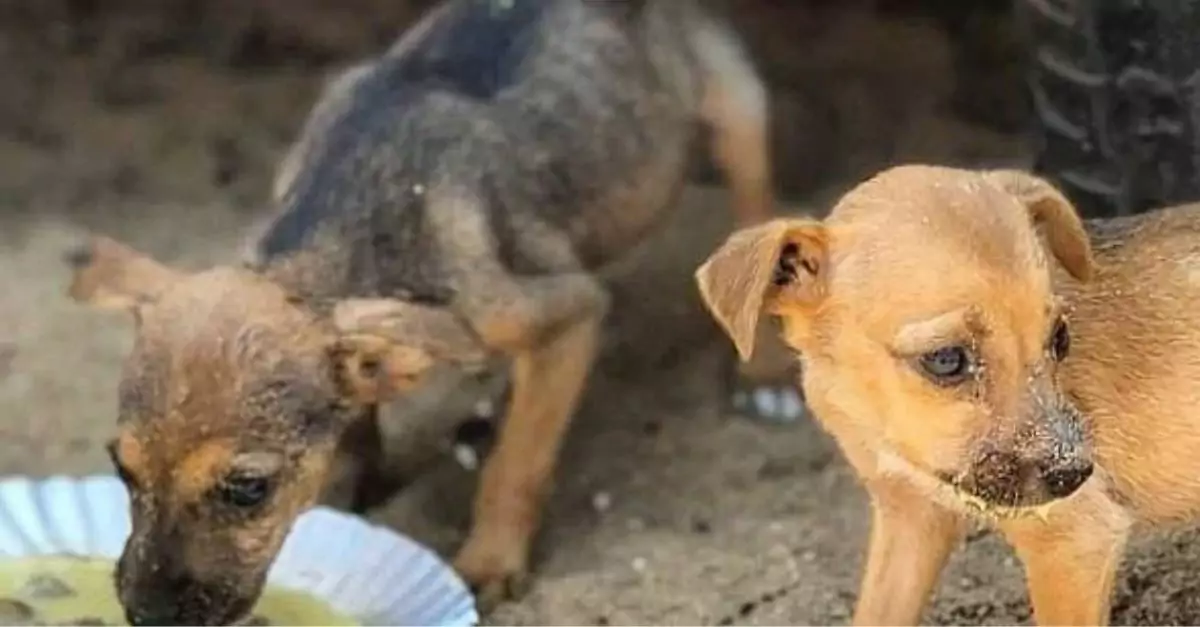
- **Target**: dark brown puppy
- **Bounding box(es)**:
[66,0,773,624]
[698,164,1200,625]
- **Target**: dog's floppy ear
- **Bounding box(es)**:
[984,170,1095,282]
[65,236,184,313]
[330,298,491,404]
[695,218,830,362]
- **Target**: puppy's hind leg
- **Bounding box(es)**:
[694,14,774,228]
[691,17,807,424]
[720,319,809,425]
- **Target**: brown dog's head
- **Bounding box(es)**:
[697,165,1097,516]
[67,238,488,626]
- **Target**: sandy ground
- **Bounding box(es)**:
[5,2,1200,625]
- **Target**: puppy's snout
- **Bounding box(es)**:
[118,540,247,626]
[122,577,249,627]
[120,571,194,626]
[125,606,171,627]
[957,405,1094,507]
[1040,460,1093,499]
[958,449,1026,504]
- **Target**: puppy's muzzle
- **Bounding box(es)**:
[118,539,256,626]
[122,576,254,627]
[953,402,1093,508]
[952,450,1093,508]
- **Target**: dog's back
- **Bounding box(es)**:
[252,0,734,303]
[1062,206,1200,522]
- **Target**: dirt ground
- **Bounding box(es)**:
[5,1,1200,625]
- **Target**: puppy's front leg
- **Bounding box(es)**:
[854,479,964,626]
[454,310,602,609]
[432,198,609,610]
[998,491,1131,626]
[693,38,808,425]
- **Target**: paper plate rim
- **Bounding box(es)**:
[0,473,478,627]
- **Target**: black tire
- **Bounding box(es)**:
[1018,0,1200,218]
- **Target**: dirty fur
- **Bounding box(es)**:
[696,164,1200,626]
[66,0,773,623]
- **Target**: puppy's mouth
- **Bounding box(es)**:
[933,441,1095,521]
[933,469,1074,522]
[940,479,1062,521]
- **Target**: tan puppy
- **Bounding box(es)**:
[696,163,1200,626]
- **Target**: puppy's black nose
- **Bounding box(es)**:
[1042,462,1093,498]
[125,608,161,626]
[63,243,93,268]
[124,599,183,626]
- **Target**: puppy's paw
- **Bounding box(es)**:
[718,323,809,424]
[728,378,810,425]
[453,535,531,613]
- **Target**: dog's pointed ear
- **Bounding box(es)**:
[695,218,830,362]
[330,298,491,404]
[984,170,1095,283]
[65,236,183,313]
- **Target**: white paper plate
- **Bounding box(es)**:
[0,474,478,626]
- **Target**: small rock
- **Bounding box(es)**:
[631,557,648,572]
[210,136,243,188]
[0,598,35,626]
[591,491,612,513]
[472,397,494,418]
[0,342,15,375]
[768,544,791,559]
[452,443,479,471]
[626,517,646,532]
[21,573,75,599]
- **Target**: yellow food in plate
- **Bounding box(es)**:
[0,555,357,626]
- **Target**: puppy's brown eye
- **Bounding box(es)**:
[917,346,971,385]
[1049,318,1070,362]
[218,475,273,509]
